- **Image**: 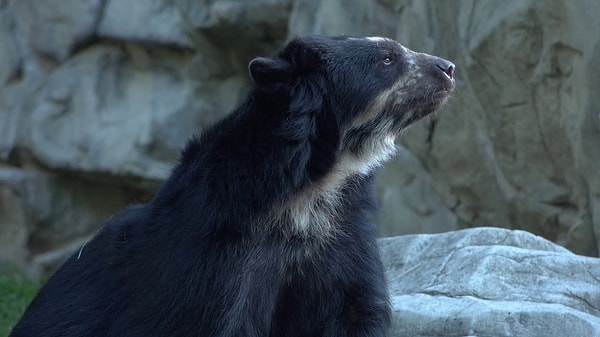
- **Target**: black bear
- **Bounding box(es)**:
[10,35,455,337]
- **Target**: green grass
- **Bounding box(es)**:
[0,266,41,336]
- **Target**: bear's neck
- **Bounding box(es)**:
[267,137,397,241]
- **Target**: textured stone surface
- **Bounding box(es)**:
[380,227,600,337]
[1,0,600,274]
[376,145,459,236]
[12,0,103,61]
[288,0,600,257]
[0,167,149,277]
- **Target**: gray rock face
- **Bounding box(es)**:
[296,0,600,257]
[0,0,600,279]
[0,167,148,277]
[380,227,600,337]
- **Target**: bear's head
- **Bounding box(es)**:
[249,35,455,176]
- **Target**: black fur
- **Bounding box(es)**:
[10,35,455,337]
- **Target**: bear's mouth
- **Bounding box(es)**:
[416,87,454,115]
[384,83,454,132]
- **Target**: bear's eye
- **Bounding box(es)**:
[383,56,393,65]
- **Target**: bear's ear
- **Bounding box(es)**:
[248,57,292,87]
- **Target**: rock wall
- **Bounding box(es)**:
[1,0,600,275]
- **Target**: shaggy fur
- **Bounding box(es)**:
[10,35,455,337]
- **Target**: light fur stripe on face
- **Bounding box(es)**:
[346,66,420,134]
[402,46,418,66]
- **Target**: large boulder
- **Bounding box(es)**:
[380,227,600,337]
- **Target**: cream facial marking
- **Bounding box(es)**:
[366,36,390,42]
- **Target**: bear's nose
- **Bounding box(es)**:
[437,60,455,79]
